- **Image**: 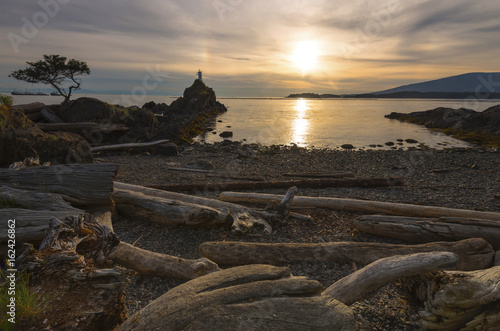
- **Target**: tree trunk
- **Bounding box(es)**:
[113,188,231,226]
[219,192,500,221]
[148,176,404,192]
[199,238,493,271]
[114,182,274,234]
[322,252,459,305]
[403,266,500,330]
[117,264,359,331]
[353,215,500,250]
[18,213,126,331]
[0,163,118,206]
[112,242,220,279]
[37,122,129,133]
[91,139,170,153]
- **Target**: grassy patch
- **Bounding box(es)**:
[0,94,13,107]
[0,268,43,329]
[439,128,500,148]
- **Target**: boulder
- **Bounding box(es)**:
[169,79,227,115]
[57,97,120,123]
[0,107,92,167]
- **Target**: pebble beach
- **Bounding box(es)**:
[101,142,500,330]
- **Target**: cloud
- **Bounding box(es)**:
[1,0,500,96]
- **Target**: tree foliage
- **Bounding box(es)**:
[9,54,90,103]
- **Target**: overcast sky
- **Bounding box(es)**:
[1,0,499,97]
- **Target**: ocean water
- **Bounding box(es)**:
[10,94,500,149]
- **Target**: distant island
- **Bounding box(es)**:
[287,72,500,99]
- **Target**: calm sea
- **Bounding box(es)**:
[10,94,500,149]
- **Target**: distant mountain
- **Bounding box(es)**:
[373,72,500,95]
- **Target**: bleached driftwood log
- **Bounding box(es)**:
[118,264,359,331]
[0,163,118,206]
[91,139,170,153]
[37,122,128,133]
[149,176,404,192]
[354,215,500,250]
[322,252,459,305]
[113,188,231,226]
[0,209,82,259]
[219,192,500,221]
[114,182,274,234]
[199,238,493,271]
[0,185,80,211]
[403,266,500,330]
[113,242,220,279]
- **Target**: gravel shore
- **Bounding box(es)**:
[100,142,500,330]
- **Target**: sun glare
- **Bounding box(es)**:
[292,41,319,76]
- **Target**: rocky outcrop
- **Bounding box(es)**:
[0,107,92,167]
[385,105,500,147]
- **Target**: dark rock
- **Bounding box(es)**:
[155,142,179,156]
[385,142,395,146]
[57,97,119,123]
[219,131,233,138]
[341,144,355,149]
[0,108,92,167]
[169,80,227,115]
[405,139,418,144]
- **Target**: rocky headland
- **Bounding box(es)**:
[385,104,500,147]
[0,79,226,167]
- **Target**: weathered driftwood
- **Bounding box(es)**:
[0,163,118,206]
[219,192,500,221]
[322,252,459,305]
[199,238,493,271]
[40,107,63,123]
[91,139,170,153]
[403,266,500,330]
[275,186,297,219]
[19,213,126,330]
[113,188,231,226]
[113,242,220,279]
[148,176,404,192]
[283,171,355,178]
[118,264,359,331]
[354,215,500,250]
[114,182,274,234]
[37,122,128,133]
[11,102,47,114]
[0,208,82,258]
[0,185,80,211]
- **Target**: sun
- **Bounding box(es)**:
[292,41,319,76]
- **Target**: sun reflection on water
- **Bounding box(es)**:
[291,99,310,146]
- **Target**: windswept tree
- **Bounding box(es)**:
[9,54,90,104]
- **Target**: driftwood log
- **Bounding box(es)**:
[199,238,493,271]
[40,107,63,123]
[112,242,220,279]
[18,213,127,330]
[0,185,80,211]
[283,171,356,178]
[113,188,231,226]
[148,176,404,192]
[114,182,277,234]
[0,163,118,206]
[219,192,500,221]
[322,252,459,305]
[91,139,170,153]
[354,215,500,250]
[36,122,129,133]
[118,264,359,331]
[403,266,500,330]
